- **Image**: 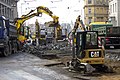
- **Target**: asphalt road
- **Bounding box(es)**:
[0,52,73,80]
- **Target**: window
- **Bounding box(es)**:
[110,5,112,13]
[2,5,4,15]
[79,34,82,46]
[97,8,99,13]
[104,0,106,3]
[0,4,1,15]
[88,8,91,14]
[100,8,103,12]
[97,17,103,22]
[100,0,103,4]
[113,4,114,13]
[86,32,97,46]
[96,0,99,4]
[0,20,3,27]
[100,17,103,21]
[88,17,92,24]
[5,6,7,16]
[88,0,92,4]
[115,3,116,12]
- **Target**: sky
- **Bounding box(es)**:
[17,0,84,24]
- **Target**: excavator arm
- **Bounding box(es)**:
[14,6,60,41]
[37,6,59,23]
[73,15,86,32]
[15,12,40,30]
[68,15,86,41]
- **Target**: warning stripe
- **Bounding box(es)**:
[98,37,102,47]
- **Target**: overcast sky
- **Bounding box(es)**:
[17,0,84,24]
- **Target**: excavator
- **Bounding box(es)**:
[44,21,62,40]
[14,6,62,42]
[68,15,106,73]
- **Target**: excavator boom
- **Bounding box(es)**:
[14,6,60,41]
[37,6,59,23]
[15,13,39,29]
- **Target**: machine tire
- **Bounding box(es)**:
[16,41,22,51]
[14,43,18,53]
[2,44,11,57]
[9,43,12,55]
[13,42,17,54]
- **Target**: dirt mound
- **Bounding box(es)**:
[105,59,120,74]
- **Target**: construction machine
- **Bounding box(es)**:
[68,15,105,73]
[44,21,62,40]
[0,16,21,56]
[14,6,62,42]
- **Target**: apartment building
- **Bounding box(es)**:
[109,0,120,26]
[0,0,19,21]
[84,0,109,26]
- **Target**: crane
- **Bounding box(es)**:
[14,6,61,42]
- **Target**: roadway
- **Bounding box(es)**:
[0,52,74,80]
[0,49,120,80]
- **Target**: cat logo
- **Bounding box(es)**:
[91,51,100,57]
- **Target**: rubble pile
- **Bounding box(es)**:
[105,52,120,61]
[23,41,72,59]
[105,51,120,74]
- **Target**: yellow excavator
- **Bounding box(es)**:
[14,6,62,42]
[68,15,106,73]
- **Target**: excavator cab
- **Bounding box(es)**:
[76,31,104,65]
[76,31,98,50]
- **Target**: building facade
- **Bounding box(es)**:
[84,0,109,26]
[0,0,19,21]
[109,0,120,26]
